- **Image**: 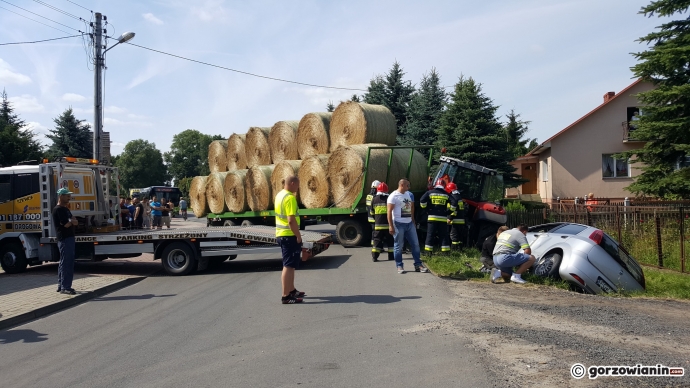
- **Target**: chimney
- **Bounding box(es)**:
[603,91,615,103]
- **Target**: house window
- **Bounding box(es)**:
[541,160,548,182]
[602,154,630,178]
[677,155,690,170]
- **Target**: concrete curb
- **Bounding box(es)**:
[0,277,145,331]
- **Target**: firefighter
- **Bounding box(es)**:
[370,182,394,262]
[420,179,457,255]
[446,182,466,251]
[366,180,381,246]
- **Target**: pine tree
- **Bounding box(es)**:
[0,89,43,166]
[363,61,416,141]
[350,94,361,102]
[46,108,92,159]
[326,101,335,112]
[503,110,537,159]
[399,68,447,154]
[436,76,520,186]
[618,0,690,198]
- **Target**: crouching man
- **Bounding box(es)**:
[491,224,535,284]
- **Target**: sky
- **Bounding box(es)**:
[0,0,674,156]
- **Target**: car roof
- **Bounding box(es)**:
[0,165,39,174]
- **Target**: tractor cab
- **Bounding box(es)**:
[432,155,507,247]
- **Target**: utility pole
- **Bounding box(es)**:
[93,12,104,162]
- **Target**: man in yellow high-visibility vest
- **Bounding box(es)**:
[275,175,305,304]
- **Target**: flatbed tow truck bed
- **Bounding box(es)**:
[39,226,332,276]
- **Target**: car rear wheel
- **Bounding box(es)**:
[533,252,562,279]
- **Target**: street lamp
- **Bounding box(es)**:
[93,11,135,163]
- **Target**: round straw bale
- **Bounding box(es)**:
[328,145,428,208]
[297,112,332,159]
[299,154,330,208]
[268,121,300,164]
[245,127,272,167]
[271,160,301,203]
[245,165,275,211]
[208,140,228,173]
[329,102,397,152]
[226,134,247,171]
[205,172,230,214]
[224,169,248,213]
[189,176,209,217]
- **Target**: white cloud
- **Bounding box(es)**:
[9,95,44,113]
[62,93,86,102]
[143,13,164,25]
[104,117,153,127]
[127,113,148,120]
[0,58,31,85]
[25,122,51,146]
[104,106,127,114]
[191,0,227,21]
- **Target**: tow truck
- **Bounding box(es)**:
[0,158,331,276]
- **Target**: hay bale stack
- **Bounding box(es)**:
[245,127,272,167]
[190,176,209,217]
[268,121,300,164]
[224,169,248,213]
[205,172,230,214]
[271,160,301,202]
[208,140,228,173]
[226,134,247,171]
[297,112,332,159]
[329,102,397,152]
[245,165,275,211]
[299,154,330,208]
[328,145,428,208]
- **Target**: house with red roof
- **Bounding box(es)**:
[506,79,654,202]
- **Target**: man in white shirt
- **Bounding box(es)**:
[387,178,426,274]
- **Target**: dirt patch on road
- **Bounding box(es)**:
[412,281,690,387]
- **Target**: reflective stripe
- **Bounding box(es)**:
[451,220,465,224]
[451,241,461,245]
[441,246,450,252]
[420,203,428,208]
[521,244,530,249]
[372,247,381,253]
[374,225,388,230]
[428,216,448,222]
[276,224,290,229]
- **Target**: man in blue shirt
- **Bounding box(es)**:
[150,195,163,230]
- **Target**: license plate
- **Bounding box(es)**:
[596,276,614,293]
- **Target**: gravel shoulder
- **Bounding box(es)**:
[419,279,690,387]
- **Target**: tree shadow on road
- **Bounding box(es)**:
[305,295,422,304]
[200,254,352,275]
[0,329,48,344]
[92,294,176,301]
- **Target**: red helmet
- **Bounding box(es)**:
[445,182,457,193]
[435,178,446,188]
[376,182,389,193]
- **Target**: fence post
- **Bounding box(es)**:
[681,206,686,273]
[616,206,622,243]
[655,214,663,267]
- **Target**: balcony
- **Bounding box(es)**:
[621,121,644,143]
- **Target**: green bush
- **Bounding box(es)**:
[504,201,527,211]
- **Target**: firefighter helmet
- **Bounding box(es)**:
[376,182,389,193]
[445,182,457,193]
[435,178,446,189]
[371,180,381,188]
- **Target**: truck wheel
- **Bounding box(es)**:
[161,242,197,276]
[336,219,365,247]
[241,219,254,227]
[223,220,237,226]
[0,242,28,274]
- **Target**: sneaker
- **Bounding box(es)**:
[490,268,501,283]
[281,295,303,304]
[510,274,528,284]
[289,289,306,297]
[60,289,76,295]
[414,265,429,273]
[397,267,406,274]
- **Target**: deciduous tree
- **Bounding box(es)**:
[115,139,168,190]
[164,130,223,182]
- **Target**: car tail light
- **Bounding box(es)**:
[589,229,603,245]
[570,273,585,285]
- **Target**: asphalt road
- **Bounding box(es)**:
[0,222,493,387]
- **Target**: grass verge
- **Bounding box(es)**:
[424,250,690,300]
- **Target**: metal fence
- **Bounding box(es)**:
[506,204,688,273]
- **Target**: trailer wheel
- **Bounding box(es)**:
[223,220,237,226]
[336,219,365,247]
[161,242,197,276]
[0,242,28,274]
[241,219,254,227]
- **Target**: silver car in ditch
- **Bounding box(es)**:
[525,223,646,294]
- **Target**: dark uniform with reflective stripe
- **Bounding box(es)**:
[365,188,376,245]
[370,193,393,261]
[420,187,457,254]
[448,190,466,250]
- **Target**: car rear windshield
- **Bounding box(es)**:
[601,233,645,286]
[551,224,588,235]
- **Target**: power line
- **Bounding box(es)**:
[0,0,84,32]
[0,34,82,46]
[63,0,91,13]
[0,4,73,34]
[31,0,82,21]
[124,41,368,91]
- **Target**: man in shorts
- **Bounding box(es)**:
[179,197,188,220]
[150,195,163,229]
[491,224,536,284]
[275,176,305,304]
